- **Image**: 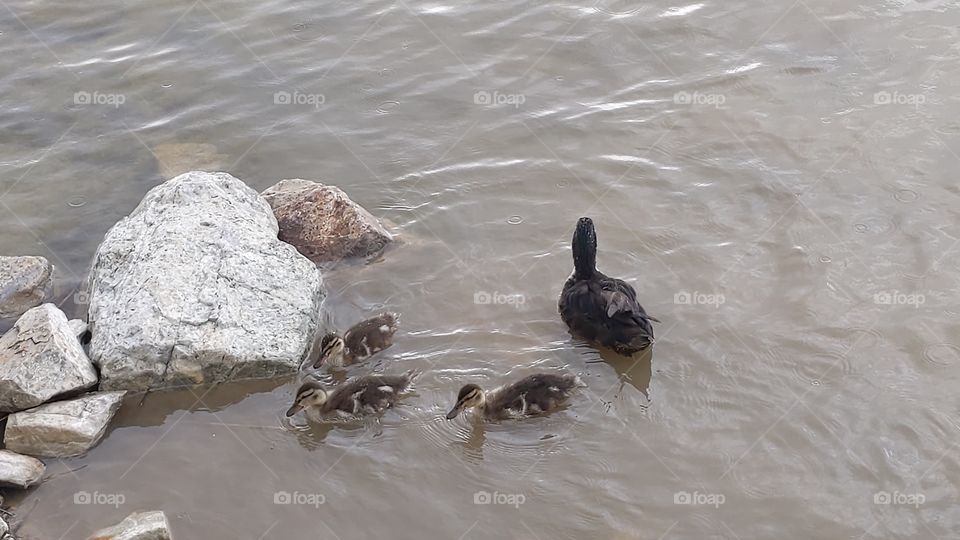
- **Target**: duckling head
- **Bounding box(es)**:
[313,333,346,368]
[572,217,597,277]
[285,380,329,417]
[446,384,485,420]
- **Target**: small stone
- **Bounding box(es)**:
[0,256,54,320]
[88,510,172,540]
[261,179,393,262]
[0,304,98,412]
[0,449,45,488]
[5,391,126,458]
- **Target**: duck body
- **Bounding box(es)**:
[286,371,416,419]
[446,373,583,421]
[313,312,400,368]
[559,217,657,355]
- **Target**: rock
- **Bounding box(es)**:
[88,510,172,540]
[261,179,393,262]
[0,304,98,412]
[152,142,227,180]
[5,391,126,458]
[0,256,54,319]
[88,171,324,391]
[0,449,45,488]
[68,319,88,338]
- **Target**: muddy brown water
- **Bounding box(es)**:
[1,0,959,538]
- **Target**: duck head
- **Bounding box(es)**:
[313,333,346,368]
[446,384,486,419]
[572,216,597,278]
[286,380,329,417]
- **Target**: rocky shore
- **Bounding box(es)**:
[0,171,393,538]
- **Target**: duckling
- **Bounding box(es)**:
[285,371,417,418]
[559,217,659,355]
[312,312,400,369]
[445,373,583,421]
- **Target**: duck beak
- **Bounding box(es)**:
[446,400,466,420]
[285,402,304,417]
[311,356,325,369]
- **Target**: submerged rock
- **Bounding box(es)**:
[5,391,126,458]
[0,256,54,320]
[88,510,172,540]
[261,179,393,262]
[88,171,324,391]
[152,142,227,180]
[0,304,98,412]
[0,449,45,488]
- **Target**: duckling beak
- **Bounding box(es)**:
[285,402,304,417]
[445,400,467,420]
[311,356,325,369]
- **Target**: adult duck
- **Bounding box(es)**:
[558,217,658,355]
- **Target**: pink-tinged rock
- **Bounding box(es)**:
[261,179,393,263]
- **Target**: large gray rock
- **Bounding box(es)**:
[88,510,172,540]
[0,449,45,488]
[88,171,325,391]
[0,256,53,319]
[5,391,126,458]
[261,179,393,262]
[0,304,98,412]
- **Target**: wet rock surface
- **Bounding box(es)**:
[88,510,172,540]
[0,449,45,489]
[5,391,126,458]
[0,304,98,412]
[0,256,54,320]
[87,171,325,391]
[261,179,393,262]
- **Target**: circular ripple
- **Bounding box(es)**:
[291,21,324,42]
[507,215,523,225]
[895,189,919,203]
[819,255,832,263]
[160,81,173,88]
[68,197,86,208]
[376,101,399,114]
[923,343,960,366]
[594,0,648,17]
[852,216,898,235]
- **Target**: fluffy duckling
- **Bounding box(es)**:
[286,371,416,418]
[313,312,400,369]
[559,217,659,355]
[445,373,583,421]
